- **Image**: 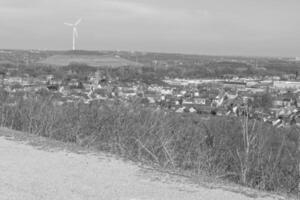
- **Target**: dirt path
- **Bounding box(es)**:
[0,135,284,200]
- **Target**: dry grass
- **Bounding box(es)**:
[0,91,298,195]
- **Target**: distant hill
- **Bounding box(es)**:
[37,54,143,68]
[0,49,299,77]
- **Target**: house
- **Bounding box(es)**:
[278,108,293,117]
[46,75,54,81]
[222,81,246,89]
[68,79,84,89]
[273,92,298,107]
[176,107,186,113]
[194,98,206,105]
[182,99,194,105]
[147,97,156,104]
[160,88,173,95]
[272,100,283,107]
[189,107,197,113]
[242,96,254,104]
[273,81,300,89]
[246,81,259,88]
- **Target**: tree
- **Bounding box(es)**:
[252,92,273,112]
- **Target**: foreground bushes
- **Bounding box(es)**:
[0,93,298,194]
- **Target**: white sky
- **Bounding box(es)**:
[0,0,299,57]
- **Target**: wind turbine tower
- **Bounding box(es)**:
[64,18,82,50]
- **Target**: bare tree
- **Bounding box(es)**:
[237,106,258,185]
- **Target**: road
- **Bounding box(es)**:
[0,134,283,200]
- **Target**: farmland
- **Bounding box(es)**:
[38,54,143,68]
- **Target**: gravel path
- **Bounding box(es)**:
[0,136,283,200]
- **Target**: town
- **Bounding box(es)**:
[1,50,300,129]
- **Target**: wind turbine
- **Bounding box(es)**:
[64,18,82,50]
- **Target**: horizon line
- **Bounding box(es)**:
[0,48,296,59]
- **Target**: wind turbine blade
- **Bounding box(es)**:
[64,23,74,26]
[75,18,82,26]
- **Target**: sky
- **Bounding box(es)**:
[0,0,299,57]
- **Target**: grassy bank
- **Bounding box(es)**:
[0,91,298,194]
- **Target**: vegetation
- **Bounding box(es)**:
[0,50,299,196]
[0,91,298,195]
[251,92,273,112]
[1,50,300,80]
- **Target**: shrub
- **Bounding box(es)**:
[0,92,298,194]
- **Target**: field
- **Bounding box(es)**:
[0,50,299,78]
[37,54,143,68]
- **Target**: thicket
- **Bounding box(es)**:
[0,92,298,194]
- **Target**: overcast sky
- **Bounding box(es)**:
[0,0,299,57]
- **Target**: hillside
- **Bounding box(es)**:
[0,128,285,200]
[0,49,299,77]
[37,54,143,68]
